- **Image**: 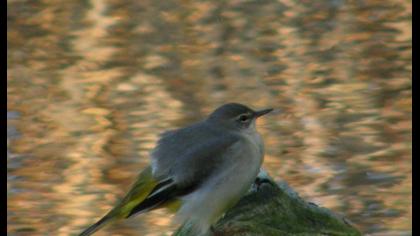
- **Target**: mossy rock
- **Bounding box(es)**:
[174,170,361,236]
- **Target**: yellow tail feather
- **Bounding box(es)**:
[79,166,158,236]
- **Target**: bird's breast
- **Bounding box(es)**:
[241,131,264,158]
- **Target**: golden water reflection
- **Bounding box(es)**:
[8,0,411,235]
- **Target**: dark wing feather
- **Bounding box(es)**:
[127,179,197,217]
[127,179,176,217]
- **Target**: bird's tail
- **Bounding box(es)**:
[79,215,113,236]
[78,166,162,236]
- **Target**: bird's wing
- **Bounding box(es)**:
[151,123,240,188]
[126,131,241,217]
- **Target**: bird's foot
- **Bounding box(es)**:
[254,177,272,191]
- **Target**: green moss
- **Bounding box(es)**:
[174,174,361,236]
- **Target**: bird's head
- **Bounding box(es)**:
[207,103,273,131]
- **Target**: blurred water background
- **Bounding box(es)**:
[7,0,411,235]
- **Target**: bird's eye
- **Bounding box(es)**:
[238,114,249,122]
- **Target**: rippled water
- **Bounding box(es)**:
[7,0,411,235]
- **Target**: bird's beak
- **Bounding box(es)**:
[255,108,273,118]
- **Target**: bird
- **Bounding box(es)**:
[79,103,273,236]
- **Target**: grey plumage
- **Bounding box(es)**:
[150,103,271,234]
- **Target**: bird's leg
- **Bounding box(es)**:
[254,177,272,191]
